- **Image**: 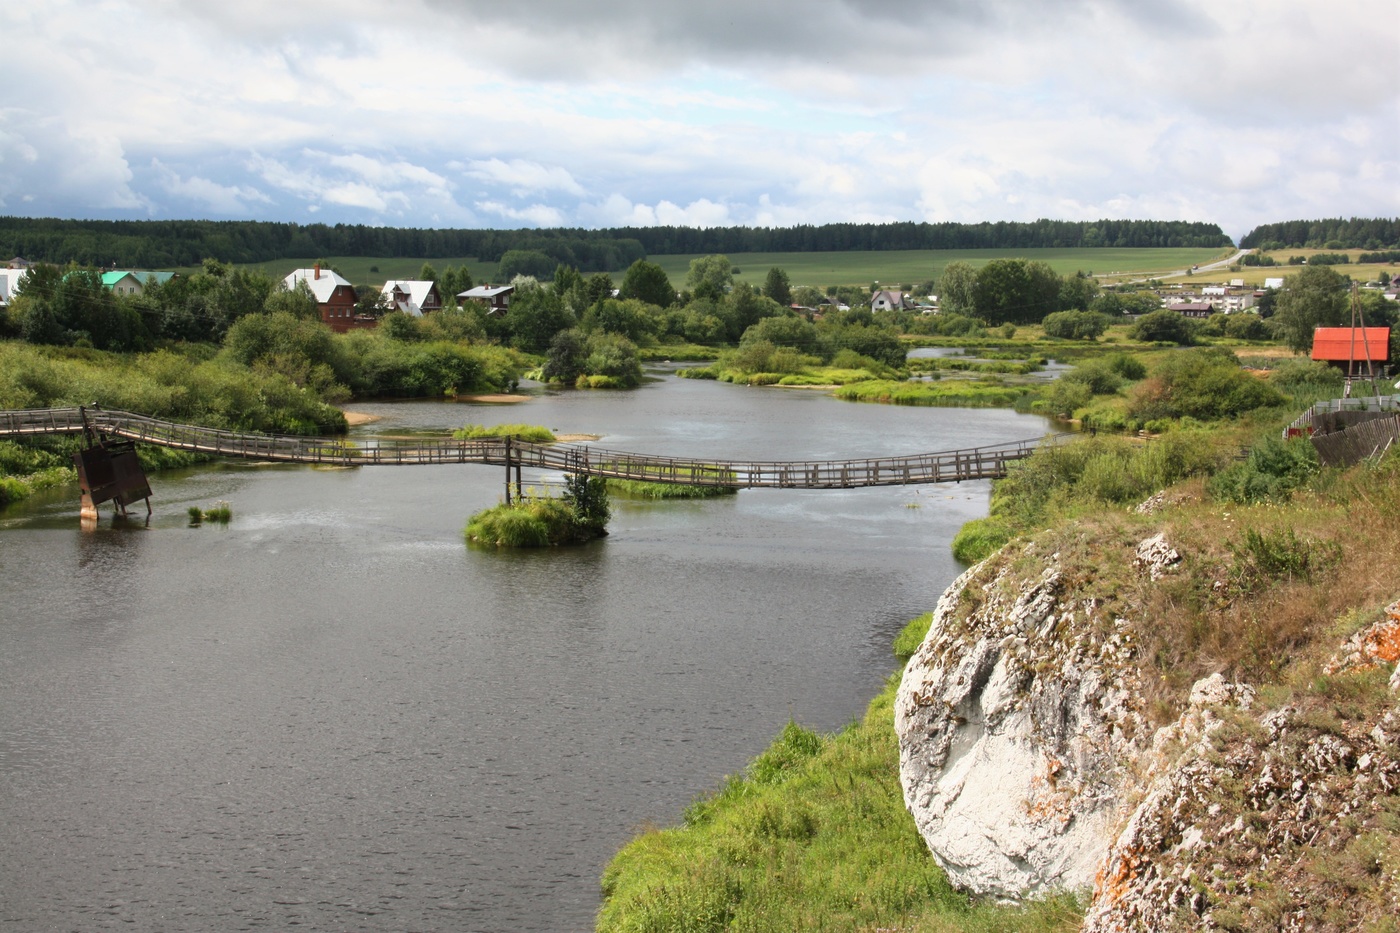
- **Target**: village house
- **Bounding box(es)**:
[0,268,24,309]
[458,284,514,315]
[101,270,176,297]
[1168,301,1215,319]
[283,264,375,334]
[1311,326,1392,378]
[380,279,443,317]
[870,289,914,312]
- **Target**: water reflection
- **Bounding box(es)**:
[1,376,1049,931]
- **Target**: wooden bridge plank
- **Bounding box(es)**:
[0,407,1058,489]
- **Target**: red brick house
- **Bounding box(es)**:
[283,265,375,333]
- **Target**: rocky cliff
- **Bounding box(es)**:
[896,526,1400,928]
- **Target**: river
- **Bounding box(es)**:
[0,367,1048,932]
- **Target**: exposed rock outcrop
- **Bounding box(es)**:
[895,544,1148,899]
[898,535,1400,927]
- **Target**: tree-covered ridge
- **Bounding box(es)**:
[1239,217,1400,251]
[0,216,1231,270]
[611,218,1232,253]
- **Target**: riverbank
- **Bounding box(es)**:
[596,614,1082,932]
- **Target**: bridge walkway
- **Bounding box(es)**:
[0,407,1063,489]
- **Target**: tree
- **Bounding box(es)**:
[541,328,587,383]
[971,258,1061,324]
[686,254,733,301]
[1129,310,1196,345]
[762,267,791,306]
[1042,310,1111,340]
[503,286,575,353]
[618,260,675,309]
[497,249,556,282]
[418,262,439,285]
[1273,265,1350,353]
[1058,271,1100,311]
[936,261,978,316]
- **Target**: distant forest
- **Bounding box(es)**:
[1239,217,1400,251]
[0,216,1233,272]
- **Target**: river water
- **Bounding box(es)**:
[0,368,1047,932]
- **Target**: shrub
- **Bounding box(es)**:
[1128,349,1288,422]
[1208,435,1320,504]
[1129,310,1196,345]
[453,424,556,442]
[1042,310,1111,340]
[465,477,610,547]
[1061,360,1125,396]
[951,517,1011,563]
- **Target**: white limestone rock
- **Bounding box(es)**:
[895,548,1145,901]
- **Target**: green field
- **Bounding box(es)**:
[648,247,1234,289]
[215,247,1234,291]
[1166,247,1399,287]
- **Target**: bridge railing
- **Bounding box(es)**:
[0,407,1069,487]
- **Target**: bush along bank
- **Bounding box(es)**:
[595,613,1083,933]
[465,474,610,547]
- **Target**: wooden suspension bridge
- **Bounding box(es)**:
[0,406,1063,496]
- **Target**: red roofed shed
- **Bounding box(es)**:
[1311,327,1391,376]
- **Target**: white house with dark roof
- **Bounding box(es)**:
[380,279,443,317]
[459,284,514,315]
[870,289,913,312]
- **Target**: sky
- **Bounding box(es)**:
[1,0,1396,242]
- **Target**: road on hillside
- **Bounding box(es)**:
[1106,248,1252,284]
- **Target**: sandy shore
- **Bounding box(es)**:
[457,394,531,403]
[341,411,382,426]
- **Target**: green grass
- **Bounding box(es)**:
[606,478,737,499]
[217,248,1231,292]
[597,616,1084,933]
[648,247,1231,290]
[453,423,556,442]
[189,501,231,524]
[833,380,1029,407]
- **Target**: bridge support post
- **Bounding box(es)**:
[504,437,513,504]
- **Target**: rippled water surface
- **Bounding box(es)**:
[1,370,1048,931]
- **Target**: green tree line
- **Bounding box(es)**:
[0,216,1232,271]
[1239,217,1400,251]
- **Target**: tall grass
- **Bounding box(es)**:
[453,423,556,442]
[606,478,737,499]
[598,618,1083,933]
[833,380,1028,407]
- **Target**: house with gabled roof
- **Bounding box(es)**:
[870,289,913,312]
[283,264,375,333]
[101,270,176,297]
[458,284,514,315]
[381,280,443,317]
[1311,326,1392,377]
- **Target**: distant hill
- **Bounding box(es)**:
[0,216,1232,272]
[1240,217,1400,251]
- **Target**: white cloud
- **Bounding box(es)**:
[0,0,1392,234]
[464,159,585,197]
[475,201,568,227]
[152,160,272,213]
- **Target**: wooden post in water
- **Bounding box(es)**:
[504,436,513,504]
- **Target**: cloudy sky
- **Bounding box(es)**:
[2,0,1395,241]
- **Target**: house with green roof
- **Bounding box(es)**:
[101,270,176,297]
